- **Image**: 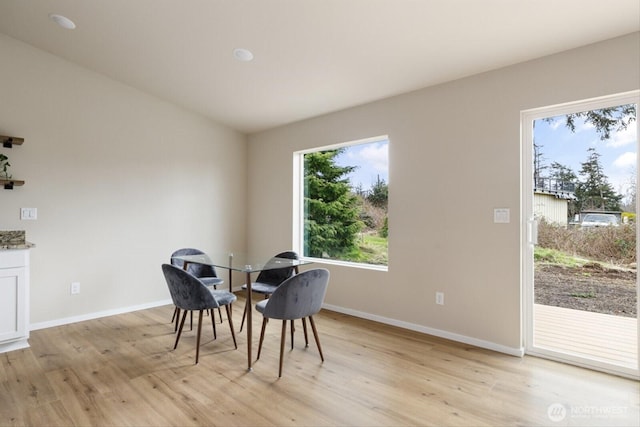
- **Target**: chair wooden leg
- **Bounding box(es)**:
[190,310,193,331]
[218,307,223,323]
[211,310,217,340]
[174,310,188,350]
[225,305,237,349]
[210,310,216,338]
[308,316,324,362]
[241,294,268,332]
[240,301,248,332]
[171,306,178,323]
[302,317,309,347]
[279,320,287,377]
[195,310,204,364]
[290,319,295,350]
[257,318,268,360]
[174,308,181,332]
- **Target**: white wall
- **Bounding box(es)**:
[1,30,637,351]
[0,34,248,325]
[247,33,640,353]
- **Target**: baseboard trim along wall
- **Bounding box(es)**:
[322,303,525,358]
[28,298,525,358]
[29,299,173,331]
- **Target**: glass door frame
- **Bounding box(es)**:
[521,90,640,379]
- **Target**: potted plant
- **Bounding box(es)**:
[0,153,11,179]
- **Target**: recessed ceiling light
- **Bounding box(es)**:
[49,14,76,30]
[233,48,254,62]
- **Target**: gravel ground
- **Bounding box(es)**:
[535,263,637,317]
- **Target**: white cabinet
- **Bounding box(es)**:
[0,249,30,353]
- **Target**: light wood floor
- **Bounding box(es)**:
[1,299,639,426]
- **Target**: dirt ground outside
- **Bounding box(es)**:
[535,262,637,318]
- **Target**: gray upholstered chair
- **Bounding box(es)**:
[170,248,224,288]
[162,264,237,364]
[170,248,224,329]
[239,251,298,332]
[255,268,329,377]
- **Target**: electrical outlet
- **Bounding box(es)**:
[436,291,444,305]
[70,282,80,295]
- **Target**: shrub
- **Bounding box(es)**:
[622,212,636,224]
[380,216,388,238]
[537,218,636,265]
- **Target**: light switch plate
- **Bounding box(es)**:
[20,207,37,220]
[494,208,510,223]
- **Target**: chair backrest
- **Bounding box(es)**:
[170,248,218,279]
[261,268,329,320]
[162,264,219,311]
[255,251,299,286]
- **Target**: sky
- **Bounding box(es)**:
[334,139,389,192]
[534,108,637,205]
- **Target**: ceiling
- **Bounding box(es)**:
[0,1,638,134]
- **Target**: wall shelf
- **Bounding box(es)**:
[1,179,25,190]
[1,135,25,148]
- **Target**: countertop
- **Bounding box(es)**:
[0,242,36,250]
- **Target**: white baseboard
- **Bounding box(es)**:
[0,339,30,354]
[322,303,525,357]
[29,298,173,331]
[28,298,525,358]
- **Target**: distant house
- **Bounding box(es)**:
[533,178,577,226]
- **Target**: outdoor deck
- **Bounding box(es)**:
[534,304,638,369]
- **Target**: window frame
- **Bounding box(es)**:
[521,90,639,378]
[293,135,389,271]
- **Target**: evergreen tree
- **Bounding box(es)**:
[548,161,577,192]
[558,105,636,140]
[367,175,388,209]
[575,147,622,212]
[380,216,388,238]
[549,161,579,217]
[304,149,363,258]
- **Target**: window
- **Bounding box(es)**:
[294,136,389,269]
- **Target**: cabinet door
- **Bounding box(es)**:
[0,267,26,342]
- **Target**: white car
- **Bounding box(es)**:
[580,213,619,228]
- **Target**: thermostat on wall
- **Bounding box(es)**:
[494,208,510,223]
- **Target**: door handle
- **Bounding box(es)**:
[528,219,538,245]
